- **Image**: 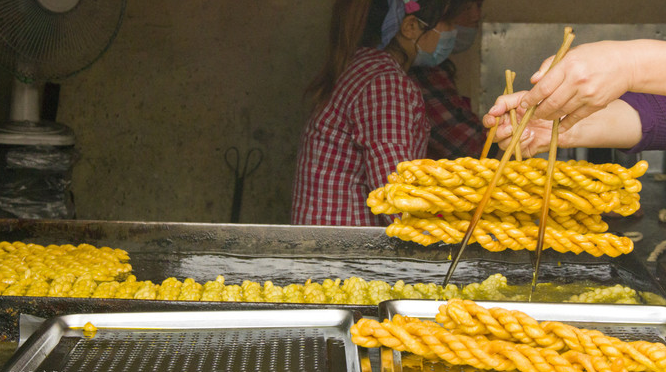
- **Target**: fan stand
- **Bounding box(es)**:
[0,78,75,146]
[0,0,125,218]
[0,0,82,146]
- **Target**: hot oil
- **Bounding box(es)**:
[127,251,657,303]
[132,252,610,285]
[472,280,612,303]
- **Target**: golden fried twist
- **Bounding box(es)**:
[368,158,647,255]
[389,158,645,193]
[351,314,628,372]
[157,277,182,300]
[0,241,657,305]
[386,212,633,257]
[0,241,131,285]
[261,280,284,303]
[178,278,203,301]
[0,265,656,305]
[568,284,639,304]
[201,275,225,301]
[435,299,666,371]
[370,181,639,216]
[133,281,158,300]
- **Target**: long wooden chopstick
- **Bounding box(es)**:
[442,28,576,288]
[480,113,500,160]
[480,71,516,160]
[505,69,522,161]
[530,117,561,300]
[530,27,575,300]
[480,123,498,160]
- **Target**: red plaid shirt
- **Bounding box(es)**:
[291,48,429,226]
[409,64,486,160]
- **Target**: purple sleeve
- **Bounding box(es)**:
[619,92,666,153]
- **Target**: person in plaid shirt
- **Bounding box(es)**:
[291,0,463,226]
[409,0,487,160]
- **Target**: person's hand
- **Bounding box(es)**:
[519,40,633,130]
[484,91,643,157]
[484,91,559,157]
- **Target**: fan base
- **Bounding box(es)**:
[0,120,75,146]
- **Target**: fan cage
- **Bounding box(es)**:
[0,0,127,82]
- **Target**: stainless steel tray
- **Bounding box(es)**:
[378,300,666,372]
[2,309,366,372]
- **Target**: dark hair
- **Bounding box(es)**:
[413,0,462,30]
[305,0,455,111]
[303,0,372,110]
[359,0,388,48]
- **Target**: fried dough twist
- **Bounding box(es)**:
[386,212,633,256]
[436,299,666,371]
[390,158,645,193]
[351,314,628,372]
[368,158,648,255]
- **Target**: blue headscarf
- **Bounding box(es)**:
[379,0,407,49]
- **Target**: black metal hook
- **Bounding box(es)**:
[225,147,263,180]
[224,147,263,222]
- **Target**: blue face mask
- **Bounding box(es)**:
[413,28,457,67]
[452,25,478,54]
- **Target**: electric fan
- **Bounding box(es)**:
[0,0,126,219]
[0,0,127,145]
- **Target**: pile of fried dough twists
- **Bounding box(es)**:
[368,157,648,257]
[351,299,666,372]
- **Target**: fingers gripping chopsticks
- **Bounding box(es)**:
[443,27,576,288]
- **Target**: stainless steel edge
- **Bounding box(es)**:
[2,318,65,372]
[57,309,354,329]
[379,300,666,323]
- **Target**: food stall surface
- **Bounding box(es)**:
[0,176,665,370]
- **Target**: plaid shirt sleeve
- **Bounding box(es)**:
[410,65,487,160]
[349,72,429,224]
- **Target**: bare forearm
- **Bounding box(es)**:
[560,99,642,150]
[626,39,666,96]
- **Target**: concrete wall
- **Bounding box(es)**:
[58,0,331,223]
[3,0,666,224]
